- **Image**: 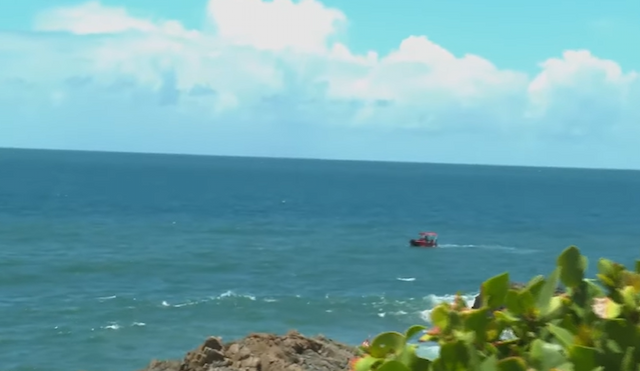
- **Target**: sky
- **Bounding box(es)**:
[1,0,639,169]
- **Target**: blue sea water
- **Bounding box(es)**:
[1,148,640,371]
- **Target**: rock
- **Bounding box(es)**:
[202,337,224,351]
[137,330,359,371]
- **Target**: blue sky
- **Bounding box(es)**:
[1,0,639,169]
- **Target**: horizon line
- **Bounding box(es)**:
[0,145,638,173]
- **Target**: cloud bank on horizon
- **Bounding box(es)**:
[1,0,639,169]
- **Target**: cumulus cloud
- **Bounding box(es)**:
[0,0,639,167]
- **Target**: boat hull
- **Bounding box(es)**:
[409,239,438,248]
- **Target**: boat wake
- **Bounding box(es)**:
[437,243,539,254]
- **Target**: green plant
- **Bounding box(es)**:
[350,246,640,371]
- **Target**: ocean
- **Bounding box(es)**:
[1,148,639,371]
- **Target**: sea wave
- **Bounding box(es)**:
[31,289,480,358]
[151,290,478,316]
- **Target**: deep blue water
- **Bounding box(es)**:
[1,148,639,371]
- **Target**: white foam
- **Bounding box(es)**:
[173,300,200,308]
[132,322,146,327]
[102,323,120,330]
[396,277,416,282]
[218,290,256,301]
[160,291,258,308]
[437,243,539,254]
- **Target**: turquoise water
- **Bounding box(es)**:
[1,148,640,371]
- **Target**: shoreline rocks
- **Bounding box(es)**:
[137,330,359,371]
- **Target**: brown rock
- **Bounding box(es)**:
[202,337,224,351]
[137,330,358,371]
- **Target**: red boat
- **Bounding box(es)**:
[409,232,438,248]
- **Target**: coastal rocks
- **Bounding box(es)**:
[137,330,358,371]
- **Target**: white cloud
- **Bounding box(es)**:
[1,0,639,168]
[207,0,346,53]
[33,1,198,38]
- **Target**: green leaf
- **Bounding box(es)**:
[410,357,432,371]
[369,332,406,358]
[465,341,480,369]
[605,339,622,353]
[481,272,510,309]
[417,333,437,343]
[430,306,449,330]
[453,330,475,344]
[568,345,598,371]
[496,356,528,371]
[396,344,417,364]
[557,246,587,288]
[598,259,615,275]
[554,362,576,371]
[479,355,497,371]
[597,274,615,287]
[396,345,432,371]
[352,356,383,371]
[525,275,545,297]
[530,339,568,371]
[635,260,640,274]
[603,319,636,349]
[597,259,620,287]
[494,310,520,325]
[448,310,463,328]
[619,286,637,309]
[601,299,622,319]
[438,340,470,368]
[404,325,427,341]
[376,360,413,371]
[518,288,536,315]
[540,296,566,321]
[620,346,635,371]
[584,279,605,298]
[548,323,575,348]
[504,290,522,315]
[622,271,640,294]
[537,267,560,316]
[464,307,490,344]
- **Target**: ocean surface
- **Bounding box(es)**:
[1,148,640,371]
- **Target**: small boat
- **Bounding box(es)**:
[409,232,438,248]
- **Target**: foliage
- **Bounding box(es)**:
[350,246,640,371]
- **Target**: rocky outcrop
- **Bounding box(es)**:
[137,330,359,371]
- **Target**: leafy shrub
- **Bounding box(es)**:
[350,246,640,371]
